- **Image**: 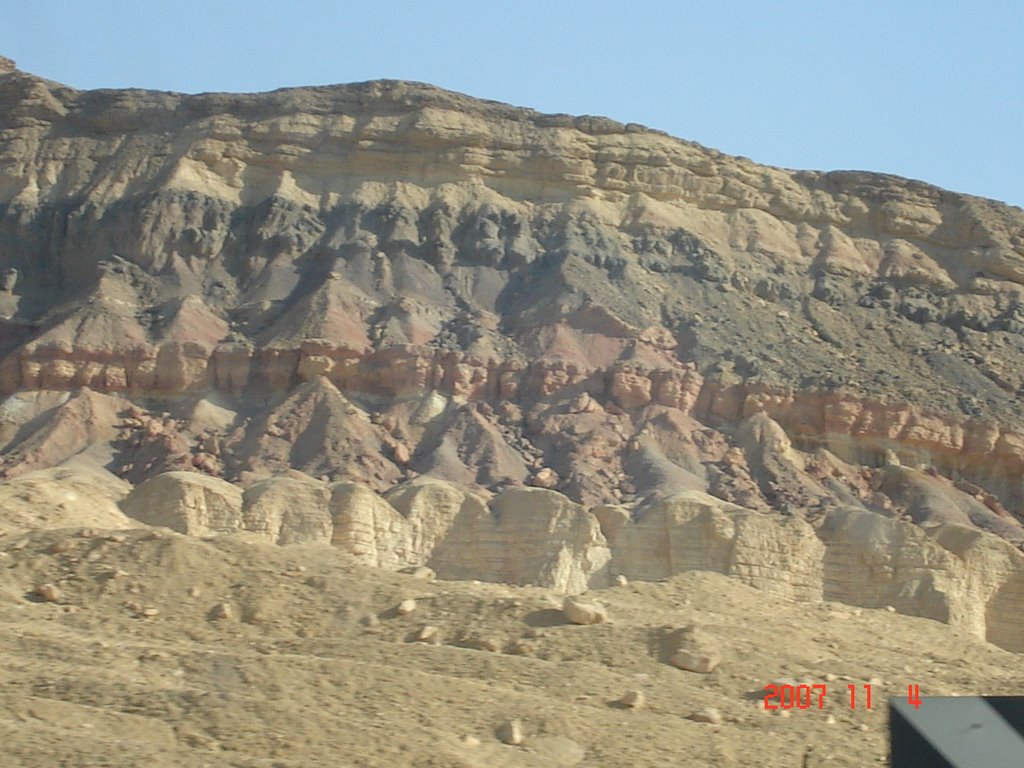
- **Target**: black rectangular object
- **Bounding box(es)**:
[890,696,1024,768]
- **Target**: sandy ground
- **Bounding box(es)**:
[1,527,1021,767]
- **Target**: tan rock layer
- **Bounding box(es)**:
[3,73,1022,266]
[107,469,1024,653]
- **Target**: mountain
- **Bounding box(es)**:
[2,54,1024,765]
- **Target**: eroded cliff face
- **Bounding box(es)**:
[10,465,1024,653]
[2,59,1024,647]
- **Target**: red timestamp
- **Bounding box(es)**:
[764,683,874,710]
[763,682,923,711]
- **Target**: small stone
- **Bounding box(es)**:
[857,723,869,732]
[187,586,201,598]
[690,707,723,725]
[619,690,645,709]
[462,735,481,748]
[529,467,559,489]
[670,649,720,674]
[406,566,436,581]
[481,637,502,652]
[778,710,791,719]
[78,528,98,539]
[523,627,543,639]
[510,640,534,656]
[562,596,607,625]
[211,602,233,620]
[396,599,417,616]
[106,534,127,544]
[496,719,524,745]
[34,583,61,603]
[304,575,328,591]
[824,673,838,682]
[615,574,629,587]
[47,540,72,554]
[140,607,159,618]
[884,605,896,613]
[868,676,883,686]
[417,625,438,642]
[362,613,381,628]
[826,714,836,724]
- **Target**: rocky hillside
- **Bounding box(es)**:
[5,525,1024,768]
[3,55,1024,651]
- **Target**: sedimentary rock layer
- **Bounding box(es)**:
[17,465,1021,652]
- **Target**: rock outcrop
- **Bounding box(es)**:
[241,472,333,545]
[430,487,611,593]
[595,490,825,601]
[107,467,1024,651]
[120,472,243,536]
[328,482,415,569]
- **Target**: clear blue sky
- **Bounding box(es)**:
[3,1,1022,208]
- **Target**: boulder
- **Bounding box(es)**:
[562,596,608,625]
[120,471,243,536]
[667,624,721,674]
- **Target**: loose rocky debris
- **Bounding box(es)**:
[496,719,525,746]
[396,598,417,616]
[33,583,61,603]
[403,565,436,580]
[690,707,724,725]
[671,649,720,673]
[618,690,646,709]
[0,532,1007,766]
[562,596,607,625]
[667,624,721,673]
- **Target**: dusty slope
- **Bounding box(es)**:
[2,527,1022,768]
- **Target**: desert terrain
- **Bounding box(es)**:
[4,527,1024,767]
[1,53,1024,764]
